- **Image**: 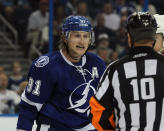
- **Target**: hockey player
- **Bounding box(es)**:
[89,12,164,131]
[17,16,106,131]
[154,14,164,55]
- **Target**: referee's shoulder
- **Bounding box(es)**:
[107,55,130,69]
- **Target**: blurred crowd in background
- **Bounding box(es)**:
[0,0,163,114]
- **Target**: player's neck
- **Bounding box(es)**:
[62,49,81,63]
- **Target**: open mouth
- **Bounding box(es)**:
[76,45,85,49]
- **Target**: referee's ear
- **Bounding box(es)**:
[127,33,132,48]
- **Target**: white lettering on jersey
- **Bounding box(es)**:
[133,53,147,58]
[92,67,99,79]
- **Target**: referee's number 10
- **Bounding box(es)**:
[130,78,155,101]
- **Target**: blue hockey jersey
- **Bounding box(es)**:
[17,50,106,131]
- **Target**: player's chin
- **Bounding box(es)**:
[76,48,87,55]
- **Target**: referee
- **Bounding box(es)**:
[89,12,164,131]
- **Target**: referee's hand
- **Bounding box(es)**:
[17,129,26,131]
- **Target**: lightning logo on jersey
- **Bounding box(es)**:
[67,67,98,113]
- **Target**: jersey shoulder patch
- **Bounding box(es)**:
[35,56,49,67]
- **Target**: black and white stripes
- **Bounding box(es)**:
[95,57,164,130]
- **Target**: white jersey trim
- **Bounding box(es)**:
[74,123,95,131]
[60,49,86,67]
[21,91,43,111]
[40,124,50,131]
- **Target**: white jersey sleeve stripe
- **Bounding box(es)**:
[95,73,110,100]
[21,91,43,111]
[112,70,126,130]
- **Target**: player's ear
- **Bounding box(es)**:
[61,34,67,43]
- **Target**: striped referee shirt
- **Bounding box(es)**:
[89,46,164,131]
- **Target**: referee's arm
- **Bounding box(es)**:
[89,96,115,131]
[89,67,116,131]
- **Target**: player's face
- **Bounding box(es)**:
[154,33,164,51]
[67,31,90,58]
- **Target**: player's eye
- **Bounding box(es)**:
[83,34,90,39]
[74,34,81,38]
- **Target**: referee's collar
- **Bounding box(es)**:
[129,46,155,55]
